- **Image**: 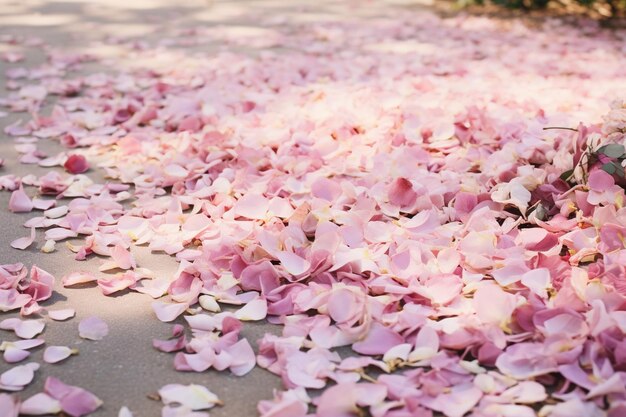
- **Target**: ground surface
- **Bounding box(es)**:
[1,1,626,417]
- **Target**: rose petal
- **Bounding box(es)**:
[10,227,36,250]
[78,316,108,341]
[0,362,39,389]
[20,393,62,415]
[234,298,268,321]
[48,308,76,321]
[158,384,221,410]
[44,346,77,364]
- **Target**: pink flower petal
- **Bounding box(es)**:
[276,252,310,276]
[10,227,35,250]
[234,298,268,321]
[62,271,97,287]
[44,377,103,417]
[8,186,33,213]
[48,308,76,321]
[473,284,517,326]
[588,169,614,192]
[44,346,77,364]
[0,362,39,389]
[0,393,19,417]
[152,299,188,322]
[0,289,32,312]
[20,393,62,415]
[226,338,256,376]
[24,266,55,302]
[232,193,269,220]
[0,318,45,339]
[64,154,89,174]
[352,323,404,355]
[78,316,108,341]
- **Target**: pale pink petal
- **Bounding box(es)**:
[62,271,97,287]
[421,383,482,417]
[473,284,517,326]
[97,271,137,295]
[232,193,269,220]
[8,186,33,213]
[107,244,136,270]
[10,227,35,250]
[0,362,39,389]
[226,338,256,376]
[276,252,310,276]
[48,308,76,321]
[78,316,108,341]
[520,268,551,298]
[234,298,268,321]
[500,381,547,403]
[0,319,45,339]
[44,346,77,364]
[409,325,439,361]
[24,266,55,302]
[44,377,103,417]
[0,393,20,417]
[152,299,188,322]
[44,228,78,241]
[20,393,62,415]
[3,347,31,363]
[0,289,32,312]
[352,323,404,355]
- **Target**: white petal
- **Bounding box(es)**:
[119,406,134,417]
[234,298,267,321]
[198,295,221,313]
[159,384,221,411]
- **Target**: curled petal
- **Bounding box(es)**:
[63,271,97,287]
[64,154,89,174]
[152,300,188,322]
[10,228,35,250]
[226,338,256,376]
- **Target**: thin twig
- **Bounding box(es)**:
[543,126,579,132]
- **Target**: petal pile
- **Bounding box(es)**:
[1,4,626,417]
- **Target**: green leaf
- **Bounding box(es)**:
[598,144,625,158]
[559,169,574,181]
[602,163,617,174]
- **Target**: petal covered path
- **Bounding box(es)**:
[1,0,626,416]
